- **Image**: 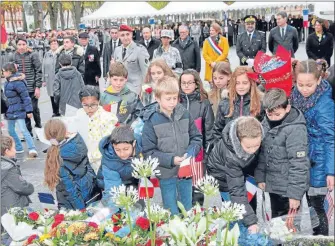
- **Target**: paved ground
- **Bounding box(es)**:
[1,42,334,235]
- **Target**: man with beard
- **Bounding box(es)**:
[113,24,149,94]
[236,15,266,66]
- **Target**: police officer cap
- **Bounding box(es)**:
[119,24,133,32]
[78,32,89,39]
[243,15,257,23]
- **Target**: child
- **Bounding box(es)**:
[179,69,215,205]
[142,76,202,215]
[213,66,264,143]
[207,116,263,233]
[142,59,176,106]
[100,62,143,124]
[44,119,98,210]
[291,59,334,236]
[97,125,142,202]
[1,135,34,217]
[53,53,85,116]
[208,62,232,115]
[76,86,118,174]
[255,88,310,219]
[2,62,38,158]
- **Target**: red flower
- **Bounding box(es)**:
[51,220,62,229]
[28,212,39,221]
[88,222,98,229]
[157,221,164,227]
[135,217,150,230]
[54,214,65,222]
[115,122,121,127]
[145,238,164,246]
[113,225,121,232]
[103,104,111,112]
[44,208,49,212]
[26,234,37,244]
[112,213,121,224]
[80,208,87,213]
[145,87,153,94]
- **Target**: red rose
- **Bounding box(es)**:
[80,208,87,213]
[51,220,62,229]
[44,208,49,212]
[113,225,121,232]
[103,104,112,112]
[54,214,65,222]
[88,222,98,229]
[28,212,39,221]
[115,122,121,127]
[26,234,37,244]
[145,238,164,246]
[135,217,150,230]
[112,213,121,224]
[145,87,153,94]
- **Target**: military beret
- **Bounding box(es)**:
[119,24,133,32]
[244,15,258,23]
[78,32,89,39]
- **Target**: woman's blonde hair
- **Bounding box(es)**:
[227,66,262,118]
[144,59,175,84]
[210,22,222,34]
[44,119,67,190]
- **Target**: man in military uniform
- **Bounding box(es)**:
[113,24,150,95]
[236,15,266,66]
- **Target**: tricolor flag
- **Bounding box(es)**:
[246,176,258,202]
[324,191,334,222]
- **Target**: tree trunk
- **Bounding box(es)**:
[59,2,65,30]
[66,10,70,28]
[48,2,58,30]
[9,8,16,33]
[71,2,84,28]
[32,2,39,29]
[22,7,28,32]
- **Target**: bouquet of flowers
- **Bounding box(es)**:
[247,45,293,96]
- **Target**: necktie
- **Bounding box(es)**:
[113,41,116,51]
[122,48,126,59]
[248,33,252,42]
[281,28,285,38]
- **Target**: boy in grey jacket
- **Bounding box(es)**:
[255,89,310,218]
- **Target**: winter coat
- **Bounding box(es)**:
[139,38,161,61]
[55,45,85,77]
[291,80,335,187]
[326,64,335,100]
[56,134,98,210]
[153,45,183,76]
[202,35,229,82]
[53,66,85,115]
[207,119,262,227]
[10,50,42,93]
[306,32,334,66]
[254,107,310,200]
[97,135,142,190]
[173,37,201,72]
[142,103,203,179]
[213,90,264,143]
[4,73,33,120]
[1,156,34,216]
[100,86,143,124]
[83,45,102,86]
[180,91,214,151]
[42,50,57,96]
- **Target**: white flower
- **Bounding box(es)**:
[211,223,240,246]
[267,217,294,242]
[110,184,139,208]
[195,175,219,197]
[145,203,170,223]
[216,201,246,222]
[131,156,160,179]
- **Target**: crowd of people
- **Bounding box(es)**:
[1,10,334,245]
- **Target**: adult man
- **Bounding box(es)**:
[236,15,266,66]
[78,32,101,87]
[294,15,303,42]
[190,22,201,46]
[261,16,268,34]
[173,25,201,72]
[139,27,161,61]
[102,26,121,78]
[153,29,183,76]
[268,11,299,58]
[10,37,42,135]
[55,36,85,76]
[113,24,149,95]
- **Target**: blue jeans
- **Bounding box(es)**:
[220,192,231,201]
[7,119,36,151]
[160,177,192,215]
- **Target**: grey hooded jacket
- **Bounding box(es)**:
[255,106,310,201]
[1,157,34,216]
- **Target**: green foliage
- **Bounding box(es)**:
[147,1,169,10]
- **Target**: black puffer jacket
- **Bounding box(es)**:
[180,91,214,151]
[10,51,42,92]
[207,119,263,227]
[213,90,264,143]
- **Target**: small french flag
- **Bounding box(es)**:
[246,176,258,202]
[324,191,334,222]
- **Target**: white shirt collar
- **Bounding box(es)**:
[247,31,254,36]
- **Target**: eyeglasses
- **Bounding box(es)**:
[181,81,195,86]
[82,103,99,109]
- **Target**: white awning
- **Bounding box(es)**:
[313,2,334,21]
[155,2,229,15]
[227,2,298,11]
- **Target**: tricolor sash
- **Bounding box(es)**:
[207,37,223,56]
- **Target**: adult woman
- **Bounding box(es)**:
[306,19,334,66]
[202,23,229,83]
[42,38,59,117]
